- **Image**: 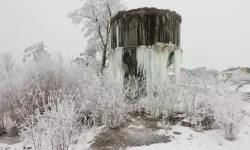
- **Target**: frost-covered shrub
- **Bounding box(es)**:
[134,76,192,119]
[197,88,244,140]
[0,55,98,126]
[0,50,133,140]
[17,64,131,148]
[77,71,130,129]
[20,92,83,150]
[0,68,27,128]
[164,72,245,140]
[100,83,129,129]
[194,75,245,140]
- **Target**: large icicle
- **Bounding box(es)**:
[136,42,182,90]
[108,24,124,86]
[174,48,181,84]
[136,43,171,91]
[109,47,124,85]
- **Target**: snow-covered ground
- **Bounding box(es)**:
[1,106,250,150]
[239,85,250,93]
[0,126,105,150]
[127,104,250,150]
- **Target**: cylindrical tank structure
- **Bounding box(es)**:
[109,7,182,93]
[111,7,181,49]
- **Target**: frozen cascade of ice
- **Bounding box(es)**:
[136,43,182,91]
[108,24,124,86]
[109,41,181,89]
[137,44,169,91]
[109,47,124,85]
[174,48,181,84]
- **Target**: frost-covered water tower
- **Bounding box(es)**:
[109,7,182,92]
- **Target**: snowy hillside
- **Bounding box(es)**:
[181,67,250,93]
[220,68,250,92]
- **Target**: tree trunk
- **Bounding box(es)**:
[101,45,107,73]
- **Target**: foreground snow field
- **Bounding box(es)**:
[127,104,250,150]
[1,105,250,150]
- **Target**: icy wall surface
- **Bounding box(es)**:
[109,47,124,85]
[174,48,181,84]
[108,24,124,86]
[136,43,181,91]
[109,42,182,90]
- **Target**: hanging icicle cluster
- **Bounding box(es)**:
[109,47,124,85]
[136,42,182,91]
[108,24,124,86]
[174,48,182,84]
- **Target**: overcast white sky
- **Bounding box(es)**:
[0,0,248,70]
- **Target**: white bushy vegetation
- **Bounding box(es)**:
[99,76,130,128]
[0,49,129,139]
[0,52,18,134]
[179,73,246,140]
[0,46,248,147]
[76,70,130,129]
[19,92,82,150]
[133,71,246,140]
[197,88,244,140]
[0,53,129,148]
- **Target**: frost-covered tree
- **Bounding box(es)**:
[0,52,15,73]
[73,53,101,73]
[23,42,50,62]
[0,53,18,134]
[68,0,126,72]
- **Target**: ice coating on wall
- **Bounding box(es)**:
[137,44,170,91]
[174,48,181,84]
[108,24,124,85]
[136,43,181,91]
[109,47,124,84]
[116,24,119,46]
[109,41,182,88]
